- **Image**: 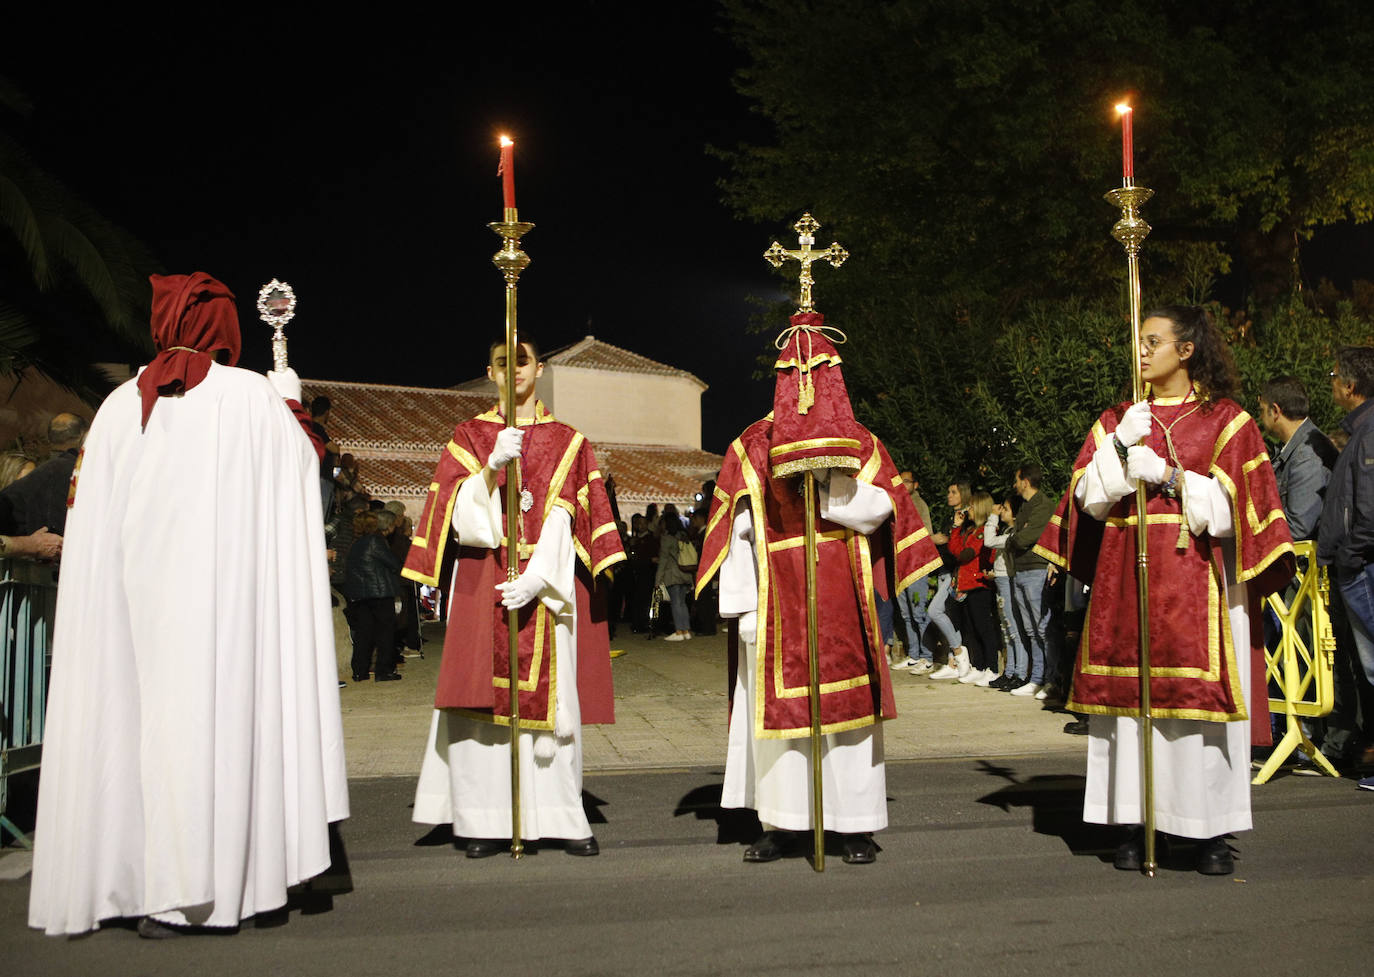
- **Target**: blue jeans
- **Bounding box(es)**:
[877,595,895,646]
[1011,569,1053,685]
[895,576,931,660]
[927,573,961,652]
[668,583,691,632]
[1334,565,1374,688]
[993,574,1027,679]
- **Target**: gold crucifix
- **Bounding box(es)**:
[763,213,848,313]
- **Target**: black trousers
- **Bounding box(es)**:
[348,597,397,679]
[949,588,1000,672]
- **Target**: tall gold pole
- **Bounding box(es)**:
[1105,182,1156,877]
[491,205,534,859]
[763,213,848,874]
[802,471,825,872]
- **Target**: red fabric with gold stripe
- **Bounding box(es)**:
[696,414,941,738]
[402,402,625,728]
[1034,398,1294,741]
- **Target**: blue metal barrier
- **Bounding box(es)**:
[1,557,58,847]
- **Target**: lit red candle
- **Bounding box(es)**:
[1115,102,1134,183]
[499,135,516,211]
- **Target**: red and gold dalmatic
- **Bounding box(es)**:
[1035,396,1294,732]
[403,401,625,730]
[695,319,941,740]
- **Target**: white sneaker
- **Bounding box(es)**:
[928,661,959,680]
[909,659,936,675]
[973,668,998,687]
[1034,684,1056,701]
[664,633,686,642]
[957,663,982,684]
[892,657,919,671]
[952,647,973,681]
[1010,682,1042,697]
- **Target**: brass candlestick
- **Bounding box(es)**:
[490,205,534,859]
[1105,181,1157,877]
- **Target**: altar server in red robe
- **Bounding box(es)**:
[1035,305,1293,875]
[696,315,940,864]
[405,339,624,856]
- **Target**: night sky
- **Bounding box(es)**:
[6,5,784,453]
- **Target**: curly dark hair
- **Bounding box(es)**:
[1142,305,1238,405]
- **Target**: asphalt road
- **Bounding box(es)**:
[3,754,1371,976]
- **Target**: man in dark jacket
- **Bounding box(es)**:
[0,413,88,538]
[1317,346,1374,791]
[1007,463,1056,697]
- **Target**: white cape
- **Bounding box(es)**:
[28,364,349,935]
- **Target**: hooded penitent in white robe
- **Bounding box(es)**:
[28,363,349,935]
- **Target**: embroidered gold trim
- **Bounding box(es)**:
[768,437,861,458]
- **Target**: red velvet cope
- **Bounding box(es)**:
[137,272,242,428]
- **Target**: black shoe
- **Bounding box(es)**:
[1196,836,1234,875]
[1063,719,1090,736]
[137,916,181,940]
[375,672,403,682]
[841,833,877,864]
[465,838,507,858]
[352,673,369,683]
[565,836,599,856]
[743,830,796,863]
[994,675,1020,691]
[1113,829,1143,871]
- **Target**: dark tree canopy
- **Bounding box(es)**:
[719,0,1374,505]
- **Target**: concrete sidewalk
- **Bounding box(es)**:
[336,614,1083,780]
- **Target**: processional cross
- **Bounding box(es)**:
[763,213,848,313]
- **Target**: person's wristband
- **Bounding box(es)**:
[1113,433,1129,464]
[1162,466,1180,499]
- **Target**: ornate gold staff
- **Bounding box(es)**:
[1105,103,1157,877]
[764,213,848,872]
[490,141,534,860]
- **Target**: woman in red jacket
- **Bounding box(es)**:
[948,491,1002,685]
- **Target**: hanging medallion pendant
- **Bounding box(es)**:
[520,488,534,513]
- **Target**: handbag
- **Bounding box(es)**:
[677,538,699,569]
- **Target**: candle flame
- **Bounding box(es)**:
[1115,102,1132,115]
[499,135,513,147]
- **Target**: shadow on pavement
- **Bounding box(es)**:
[972,760,1117,861]
[672,783,762,846]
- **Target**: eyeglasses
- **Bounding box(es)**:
[1140,335,1183,355]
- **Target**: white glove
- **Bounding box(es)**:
[486,426,524,472]
[496,569,545,609]
[1115,400,1152,447]
[267,367,301,403]
[1125,445,1168,485]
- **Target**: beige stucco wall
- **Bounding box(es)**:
[546,367,701,448]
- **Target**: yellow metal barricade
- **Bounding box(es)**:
[1252,540,1337,784]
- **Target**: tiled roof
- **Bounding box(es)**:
[452,336,706,391]
[300,379,490,457]
[593,443,724,509]
[299,379,722,512]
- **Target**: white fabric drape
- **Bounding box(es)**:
[28,365,348,935]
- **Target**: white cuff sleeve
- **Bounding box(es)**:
[1074,442,1135,520]
[454,473,503,547]
[819,471,890,535]
[1182,471,1234,538]
[527,508,576,615]
[719,502,759,628]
